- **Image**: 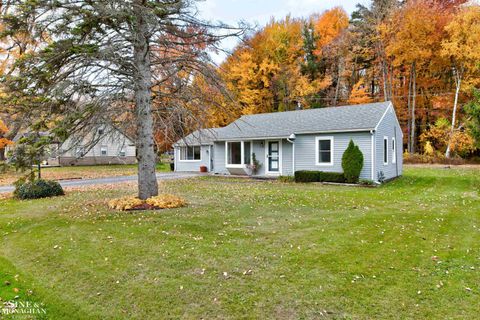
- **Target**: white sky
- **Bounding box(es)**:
[197,0,371,63]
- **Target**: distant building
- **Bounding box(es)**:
[8,124,137,166]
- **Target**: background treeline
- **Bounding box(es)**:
[195,0,480,160]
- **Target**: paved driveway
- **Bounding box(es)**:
[0,172,200,194]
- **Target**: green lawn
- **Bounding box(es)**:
[0,167,479,319]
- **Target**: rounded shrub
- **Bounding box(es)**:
[342,140,364,183]
[14,179,65,200]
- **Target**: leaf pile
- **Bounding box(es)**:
[108,194,186,211]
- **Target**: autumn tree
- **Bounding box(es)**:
[441,5,480,157]
[1,1,244,199]
[0,119,13,160]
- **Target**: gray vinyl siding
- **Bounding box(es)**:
[294,132,373,180]
[213,142,227,174]
[174,145,211,172]
[374,107,403,180]
[282,140,294,176]
[252,141,266,176]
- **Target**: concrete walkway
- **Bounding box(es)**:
[0,172,200,194]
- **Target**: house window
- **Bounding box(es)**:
[226,141,252,167]
[100,145,108,156]
[75,147,84,158]
[180,146,201,161]
[392,137,396,164]
[119,148,126,157]
[227,142,242,165]
[315,137,333,165]
[383,137,388,165]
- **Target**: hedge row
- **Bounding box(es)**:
[294,170,346,183]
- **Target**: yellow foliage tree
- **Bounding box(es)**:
[0,119,13,149]
[312,7,349,54]
[347,79,373,105]
[441,5,480,157]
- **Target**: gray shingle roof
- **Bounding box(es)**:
[175,128,226,146]
[176,102,392,145]
[216,101,392,140]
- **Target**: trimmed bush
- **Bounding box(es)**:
[294,170,346,183]
[317,171,346,183]
[295,170,320,183]
[14,179,64,200]
[342,140,364,183]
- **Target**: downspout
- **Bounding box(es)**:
[370,130,376,182]
[287,133,296,176]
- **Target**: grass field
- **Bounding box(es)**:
[0,163,171,186]
[0,167,479,319]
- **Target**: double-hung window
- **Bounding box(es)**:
[179,146,201,161]
[392,137,396,164]
[100,145,108,156]
[383,137,389,165]
[226,141,252,167]
[315,137,334,166]
[75,147,85,158]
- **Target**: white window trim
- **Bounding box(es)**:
[383,136,389,165]
[225,141,252,168]
[392,137,396,164]
[100,145,108,156]
[315,136,334,166]
[265,140,282,175]
[178,145,202,162]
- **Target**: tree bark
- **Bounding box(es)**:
[446,66,463,158]
[407,65,413,153]
[411,61,417,154]
[133,1,158,199]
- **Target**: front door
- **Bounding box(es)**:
[267,141,280,173]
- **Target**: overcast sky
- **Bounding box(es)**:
[197,0,371,63]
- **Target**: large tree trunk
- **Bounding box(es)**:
[410,61,417,154]
[133,1,158,200]
[446,66,462,158]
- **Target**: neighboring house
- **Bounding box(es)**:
[52,124,136,166]
[8,124,137,166]
[174,101,403,182]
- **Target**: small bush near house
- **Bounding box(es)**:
[14,179,65,200]
[294,171,346,183]
[295,170,320,183]
[108,194,186,211]
[342,140,364,183]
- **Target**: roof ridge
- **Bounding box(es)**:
[239,101,391,119]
